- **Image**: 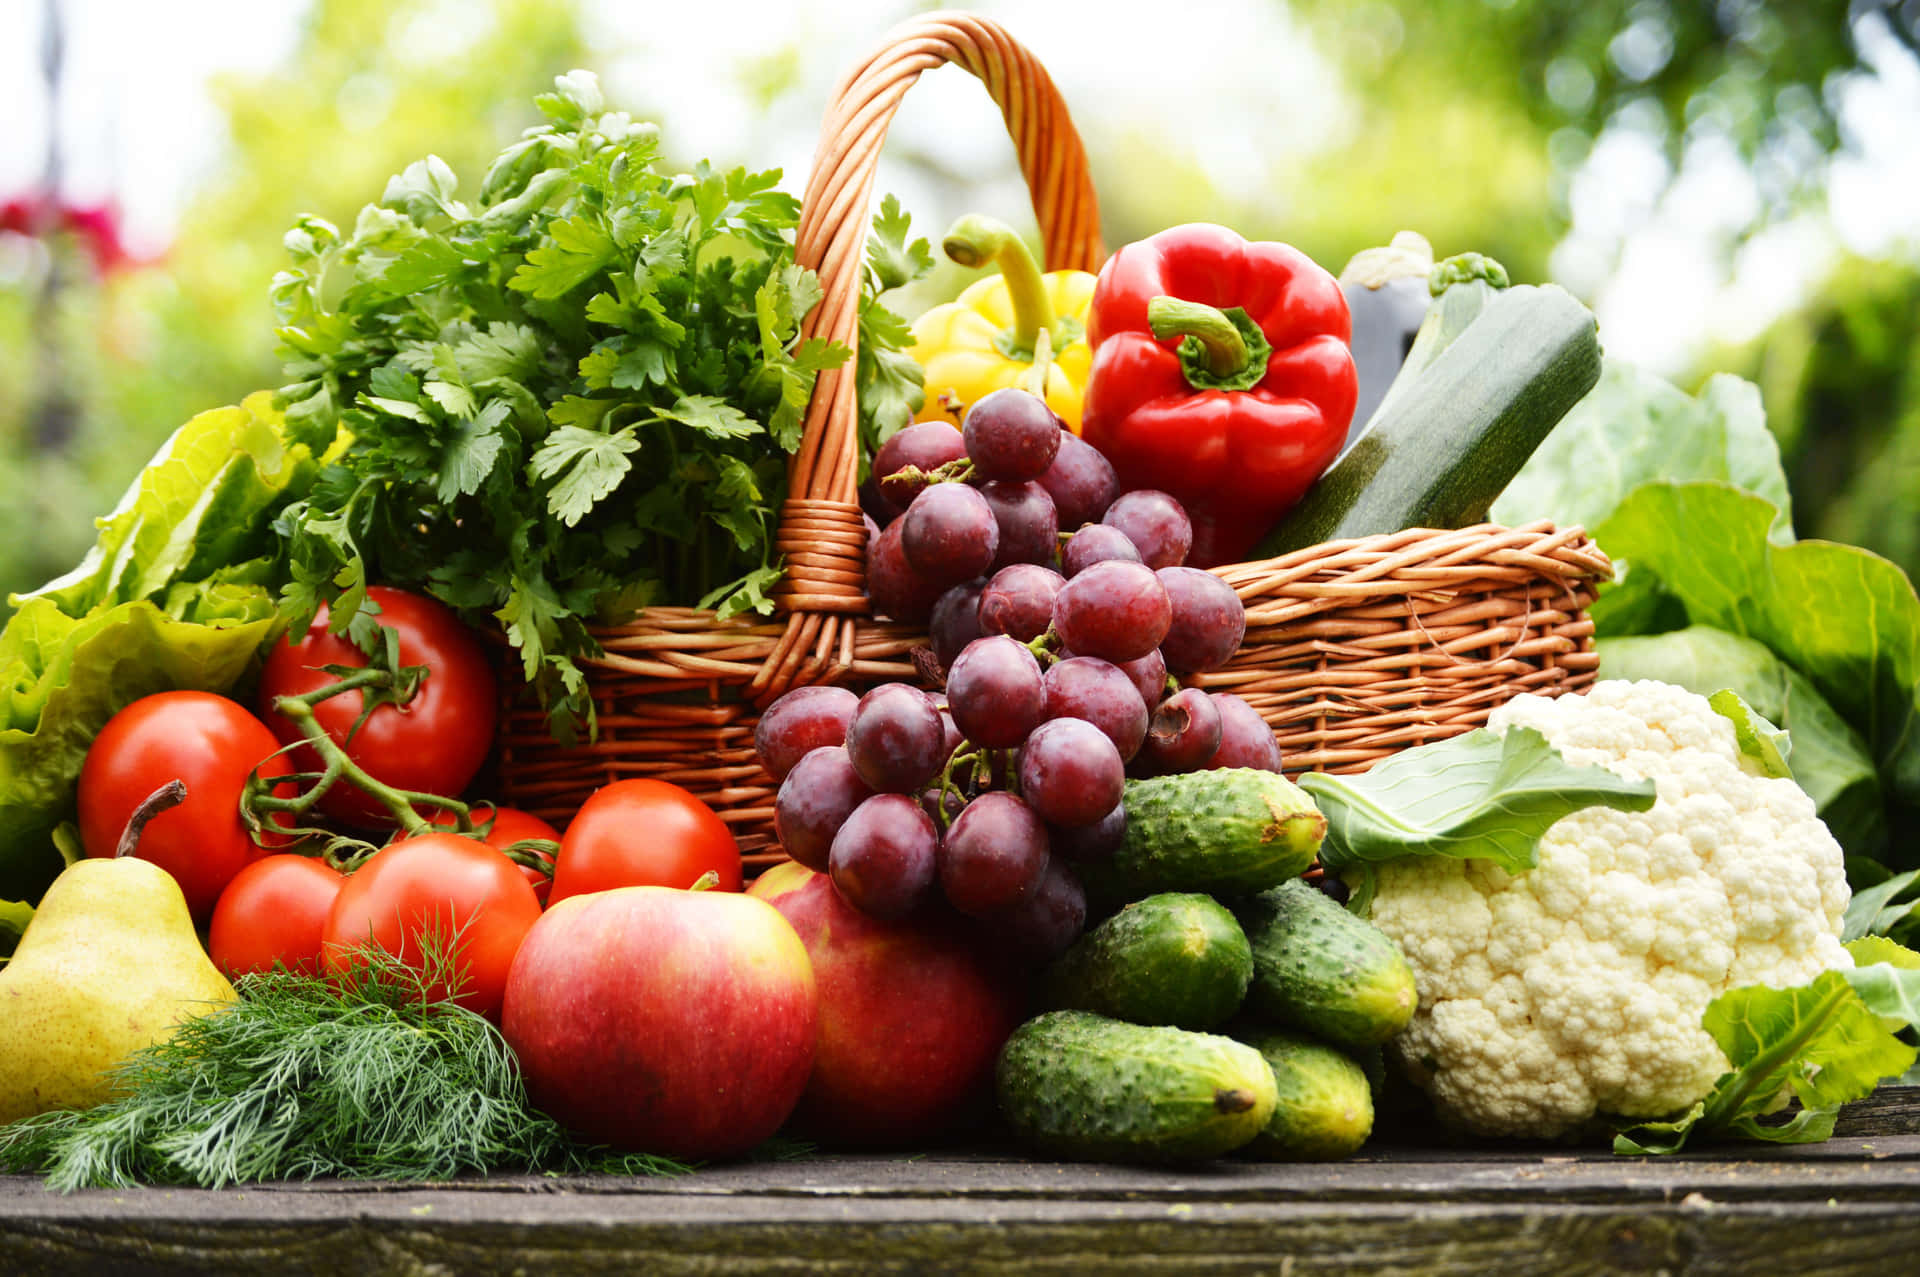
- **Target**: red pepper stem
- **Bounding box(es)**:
[942,214,1053,356]
[1147,297,1249,379]
[1146,297,1273,393]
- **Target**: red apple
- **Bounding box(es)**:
[748,863,1027,1146]
[501,885,816,1160]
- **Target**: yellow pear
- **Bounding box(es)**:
[0,854,237,1125]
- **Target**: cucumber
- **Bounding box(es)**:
[1235,879,1416,1051]
[1233,1026,1375,1161]
[1256,282,1601,556]
[995,1010,1277,1163]
[1042,893,1252,1030]
[1078,769,1326,905]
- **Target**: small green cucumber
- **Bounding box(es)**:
[1236,879,1416,1051]
[995,1010,1278,1163]
[1079,769,1326,905]
[1233,1025,1375,1161]
[1042,893,1252,1030]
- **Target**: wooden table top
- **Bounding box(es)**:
[5,1092,1920,1274]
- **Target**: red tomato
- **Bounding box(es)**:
[421,804,561,904]
[258,587,498,829]
[209,854,346,978]
[321,832,541,1019]
[77,691,292,923]
[549,779,743,905]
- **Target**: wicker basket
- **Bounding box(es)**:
[495,11,1611,874]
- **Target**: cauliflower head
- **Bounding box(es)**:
[1367,679,1852,1140]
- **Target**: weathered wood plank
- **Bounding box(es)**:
[7,1135,1920,1276]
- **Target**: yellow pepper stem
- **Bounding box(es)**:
[942,214,1055,357]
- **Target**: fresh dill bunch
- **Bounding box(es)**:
[0,938,691,1191]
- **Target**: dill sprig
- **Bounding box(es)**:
[0,938,691,1190]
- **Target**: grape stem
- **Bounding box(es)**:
[888,455,976,491]
[1025,628,1065,669]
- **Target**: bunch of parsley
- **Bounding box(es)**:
[268,71,929,735]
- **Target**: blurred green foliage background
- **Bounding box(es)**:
[3,0,1917,604]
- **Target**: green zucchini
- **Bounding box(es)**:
[995,1010,1277,1163]
[1257,281,1601,556]
[1042,893,1252,1030]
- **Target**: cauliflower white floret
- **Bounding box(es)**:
[1368,679,1852,1140]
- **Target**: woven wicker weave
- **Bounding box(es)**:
[494,11,1612,874]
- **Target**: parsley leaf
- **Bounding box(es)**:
[268,70,921,735]
[529,426,641,526]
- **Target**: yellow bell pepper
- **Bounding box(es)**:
[908,214,1096,432]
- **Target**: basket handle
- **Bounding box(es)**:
[755,10,1104,696]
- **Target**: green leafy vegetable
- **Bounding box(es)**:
[16,393,322,618]
[855,194,934,449]
[1614,946,1920,1156]
[1493,359,1793,539]
[1599,626,1883,855]
[270,71,926,736]
[1589,482,1920,856]
[0,939,690,1190]
[1300,725,1656,878]
[0,394,320,904]
[1495,359,1920,870]
[1843,867,1920,945]
[0,898,31,960]
[1708,688,1794,779]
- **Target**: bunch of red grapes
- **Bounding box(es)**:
[753,387,1282,961]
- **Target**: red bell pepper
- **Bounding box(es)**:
[1080,223,1357,567]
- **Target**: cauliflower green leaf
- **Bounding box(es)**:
[1300,725,1655,877]
[1614,960,1919,1156]
[1708,688,1793,779]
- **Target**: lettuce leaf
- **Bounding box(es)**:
[0,597,280,902]
[0,393,319,905]
[16,393,318,617]
[1496,358,1920,870]
[1300,725,1656,877]
[0,897,32,960]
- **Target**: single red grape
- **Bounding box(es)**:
[1141,687,1225,773]
[1043,656,1148,761]
[1018,717,1125,828]
[1038,430,1120,529]
[829,793,940,920]
[1104,490,1193,568]
[1051,559,1171,662]
[1206,693,1285,772]
[963,387,1062,482]
[939,791,1050,917]
[776,745,874,872]
[978,563,1065,642]
[845,683,947,793]
[1156,566,1248,673]
[755,685,860,782]
[945,635,1046,749]
[980,480,1059,571]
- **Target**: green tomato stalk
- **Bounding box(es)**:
[240,665,555,876]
